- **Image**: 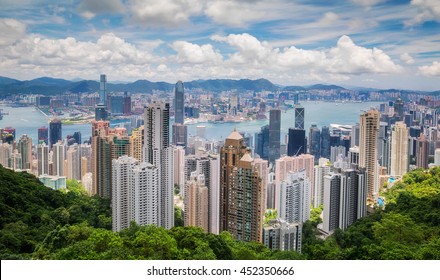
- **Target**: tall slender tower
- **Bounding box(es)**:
[219,129,248,232]
[269,109,281,163]
[184,173,209,232]
[390,121,409,177]
[228,151,264,242]
[143,102,174,229]
[37,143,49,175]
[359,109,380,203]
[99,74,107,106]
[17,134,32,170]
[49,119,62,147]
[52,141,66,176]
[294,104,305,129]
[174,81,184,124]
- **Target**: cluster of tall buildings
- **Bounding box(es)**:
[3,75,440,253]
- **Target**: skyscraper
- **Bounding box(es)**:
[309,125,321,161]
[416,134,429,169]
[278,170,311,224]
[49,119,62,147]
[184,173,209,232]
[263,220,302,252]
[38,126,48,144]
[269,109,281,163]
[227,151,264,242]
[294,104,305,129]
[143,102,174,229]
[320,126,331,159]
[254,125,269,160]
[99,74,107,106]
[52,141,66,176]
[219,129,248,233]
[17,134,32,170]
[172,123,188,148]
[390,121,409,177]
[129,126,144,162]
[112,155,137,232]
[287,128,306,156]
[174,81,185,124]
[313,157,331,207]
[37,143,49,176]
[359,109,380,203]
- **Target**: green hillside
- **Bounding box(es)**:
[1,165,439,260]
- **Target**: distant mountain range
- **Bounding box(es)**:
[0,76,437,96]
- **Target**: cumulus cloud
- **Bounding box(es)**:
[406,0,440,25]
[77,0,125,19]
[419,61,440,76]
[171,41,222,64]
[400,53,415,64]
[326,35,402,74]
[129,0,204,26]
[0,18,27,46]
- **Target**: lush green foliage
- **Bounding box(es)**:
[1,165,440,259]
[303,167,440,259]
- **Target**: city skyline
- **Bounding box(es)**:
[0,1,439,90]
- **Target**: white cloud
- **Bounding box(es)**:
[419,61,440,76]
[406,0,440,25]
[171,41,222,64]
[0,18,27,46]
[326,35,402,74]
[400,52,415,64]
[77,0,125,19]
[129,0,204,26]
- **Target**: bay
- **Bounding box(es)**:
[0,102,381,143]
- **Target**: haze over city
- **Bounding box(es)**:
[0,0,439,90]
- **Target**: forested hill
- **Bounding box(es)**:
[1,165,440,260]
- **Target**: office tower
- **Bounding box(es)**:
[330,146,346,163]
[108,94,125,115]
[268,109,281,163]
[390,122,409,177]
[416,134,429,169]
[377,122,389,167]
[99,74,107,106]
[350,123,359,147]
[394,97,404,120]
[49,119,62,147]
[73,131,81,145]
[174,81,185,124]
[52,141,66,176]
[227,151,264,242]
[38,126,48,144]
[129,126,144,162]
[143,102,174,229]
[263,220,302,252]
[287,128,306,156]
[434,148,440,166]
[309,125,321,161]
[173,146,185,196]
[17,134,32,170]
[294,104,304,129]
[322,169,367,234]
[314,158,331,207]
[219,130,248,233]
[112,156,137,232]
[320,126,330,158]
[359,109,380,203]
[66,145,81,180]
[37,144,49,175]
[123,92,131,115]
[95,104,108,121]
[172,123,188,148]
[278,170,311,224]
[254,125,269,160]
[184,173,209,232]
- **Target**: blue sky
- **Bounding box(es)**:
[0,0,439,90]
